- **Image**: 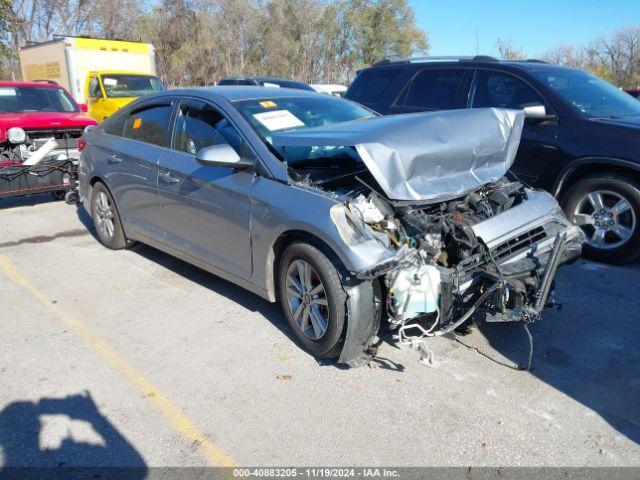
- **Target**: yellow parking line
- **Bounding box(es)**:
[0,254,237,468]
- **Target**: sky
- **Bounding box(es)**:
[410,0,640,58]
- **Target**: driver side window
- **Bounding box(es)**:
[172,101,243,156]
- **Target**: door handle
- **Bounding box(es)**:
[159,171,181,185]
[107,154,123,164]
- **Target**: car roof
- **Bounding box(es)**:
[0,80,63,89]
[364,57,581,74]
[152,86,324,102]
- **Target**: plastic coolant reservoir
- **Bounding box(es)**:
[391,265,440,319]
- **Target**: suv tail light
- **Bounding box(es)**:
[78,139,86,152]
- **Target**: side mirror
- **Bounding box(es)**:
[78,103,88,112]
[523,104,554,121]
[196,144,253,169]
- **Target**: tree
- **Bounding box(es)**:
[347,0,428,68]
[495,38,525,60]
[0,0,429,85]
[541,25,640,88]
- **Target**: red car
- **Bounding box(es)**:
[0,80,97,163]
[625,89,640,99]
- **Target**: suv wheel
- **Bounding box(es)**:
[562,174,640,264]
[90,182,130,250]
[278,242,347,359]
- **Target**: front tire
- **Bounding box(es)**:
[90,182,129,250]
[562,173,640,264]
[278,242,347,359]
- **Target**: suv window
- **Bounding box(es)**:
[172,100,243,155]
[123,104,172,146]
[346,68,402,105]
[471,71,544,109]
[396,68,465,110]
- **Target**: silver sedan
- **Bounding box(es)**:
[79,87,583,367]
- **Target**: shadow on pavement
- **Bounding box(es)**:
[473,261,640,446]
[0,194,59,210]
[0,391,146,478]
[133,242,294,340]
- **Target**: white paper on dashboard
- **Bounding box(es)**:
[253,110,305,131]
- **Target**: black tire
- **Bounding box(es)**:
[561,173,640,264]
[90,182,129,250]
[278,241,347,359]
[64,190,79,205]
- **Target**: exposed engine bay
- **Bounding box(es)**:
[273,109,585,367]
[299,162,581,355]
[1,129,82,165]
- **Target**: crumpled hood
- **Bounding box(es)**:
[271,108,525,202]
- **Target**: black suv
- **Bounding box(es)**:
[345,56,640,264]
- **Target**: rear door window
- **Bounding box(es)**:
[395,68,466,110]
[471,71,544,109]
[345,68,402,105]
[123,104,172,147]
[103,111,127,136]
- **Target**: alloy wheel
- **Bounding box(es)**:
[285,260,329,340]
[95,191,115,240]
[573,189,636,250]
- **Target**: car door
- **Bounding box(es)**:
[157,97,254,279]
[469,69,561,186]
[103,100,174,242]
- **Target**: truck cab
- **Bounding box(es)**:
[84,71,164,122]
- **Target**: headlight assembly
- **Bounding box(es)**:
[330,204,368,246]
[7,127,26,144]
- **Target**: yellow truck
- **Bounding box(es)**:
[19,37,164,121]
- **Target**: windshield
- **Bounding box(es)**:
[531,69,640,118]
[101,75,164,98]
[0,86,77,113]
[234,95,375,163]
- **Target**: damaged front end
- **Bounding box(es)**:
[271,108,584,368]
[340,185,583,367]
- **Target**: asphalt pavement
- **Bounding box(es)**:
[0,195,639,468]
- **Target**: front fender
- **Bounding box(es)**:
[250,178,394,293]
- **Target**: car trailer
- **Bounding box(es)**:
[0,158,79,204]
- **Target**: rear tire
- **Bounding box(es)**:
[561,173,640,264]
[278,242,347,359]
[90,182,129,250]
